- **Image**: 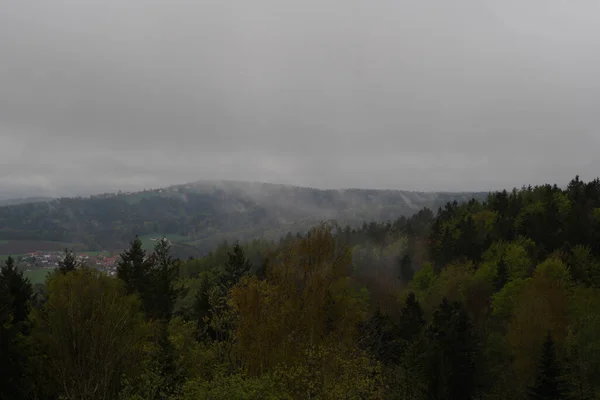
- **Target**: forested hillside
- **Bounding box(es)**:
[2,176,600,399]
[0,180,485,254]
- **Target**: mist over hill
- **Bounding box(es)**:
[0,180,486,255]
[0,197,54,207]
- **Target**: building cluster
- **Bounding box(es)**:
[19,251,120,274]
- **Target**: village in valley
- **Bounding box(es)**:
[15,236,172,277]
[17,251,120,275]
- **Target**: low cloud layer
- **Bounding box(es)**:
[1,0,599,196]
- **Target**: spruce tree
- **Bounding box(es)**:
[0,257,33,328]
[358,307,402,365]
[0,281,21,400]
[0,256,33,399]
[398,292,425,343]
[148,238,179,321]
[151,322,184,399]
[117,236,150,296]
[57,249,78,274]
[193,274,216,340]
[529,331,567,400]
[494,257,509,291]
[221,242,251,289]
[423,298,479,400]
[399,254,415,283]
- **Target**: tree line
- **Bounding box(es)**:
[2,176,600,399]
[0,185,482,254]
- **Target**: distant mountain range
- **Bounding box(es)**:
[0,180,487,256]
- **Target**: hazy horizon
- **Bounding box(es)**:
[2,1,599,195]
[0,176,576,201]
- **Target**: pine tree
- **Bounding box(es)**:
[151,322,184,400]
[58,249,78,274]
[399,254,414,283]
[117,236,150,295]
[0,256,33,399]
[460,215,480,261]
[221,242,251,289]
[0,281,21,400]
[193,274,215,340]
[358,307,402,365]
[398,292,425,343]
[0,256,33,328]
[255,256,269,281]
[148,238,179,321]
[422,298,479,400]
[529,331,567,400]
[494,257,509,291]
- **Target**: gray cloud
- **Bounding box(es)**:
[1,0,599,196]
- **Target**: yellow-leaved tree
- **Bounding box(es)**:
[33,268,148,400]
[229,224,383,399]
[506,257,572,394]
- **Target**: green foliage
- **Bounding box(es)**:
[220,241,252,289]
[569,245,600,287]
[190,274,212,338]
[494,257,509,291]
[553,192,571,221]
[33,267,147,400]
[0,256,34,400]
[398,292,425,343]
[507,259,572,392]
[359,308,403,365]
[23,267,52,285]
[1,256,32,327]
[424,261,476,314]
[412,262,436,291]
[398,254,414,283]
[7,176,600,398]
[148,238,180,321]
[180,374,289,400]
[412,299,480,400]
[505,240,534,281]
[57,248,79,274]
[529,331,568,399]
[491,278,530,319]
[118,237,180,321]
[117,236,149,295]
[534,258,572,286]
[120,317,207,400]
[0,183,481,253]
[567,287,600,397]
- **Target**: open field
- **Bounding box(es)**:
[138,233,191,251]
[78,250,113,257]
[23,268,53,285]
[0,240,78,255]
[0,253,27,262]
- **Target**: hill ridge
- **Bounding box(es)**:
[0,180,487,256]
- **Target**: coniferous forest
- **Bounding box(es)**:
[3,176,600,399]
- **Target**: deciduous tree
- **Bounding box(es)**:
[33,268,147,400]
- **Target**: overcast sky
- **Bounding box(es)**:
[1,1,599,196]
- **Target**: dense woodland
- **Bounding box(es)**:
[0,181,484,254]
[2,176,600,399]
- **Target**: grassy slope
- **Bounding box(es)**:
[23,268,53,285]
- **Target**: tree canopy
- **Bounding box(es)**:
[2,176,600,399]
